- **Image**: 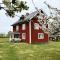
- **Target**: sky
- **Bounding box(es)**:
[0,0,60,34]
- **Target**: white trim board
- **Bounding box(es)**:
[29,21,31,43]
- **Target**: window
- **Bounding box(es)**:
[34,23,39,30]
[37,15,43,20]
[38,33,44,39]
[14,34,19,38]
[16,25,19,31]
[22,24,26,30]
[22,33,26,39]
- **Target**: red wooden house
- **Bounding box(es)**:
[10,9,48,43]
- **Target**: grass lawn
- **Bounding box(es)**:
[0,38,60,60]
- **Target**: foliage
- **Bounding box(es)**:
[1,0,29,17]
[0,33,9,38]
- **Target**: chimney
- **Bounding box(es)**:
[41,10,44,13]
[20,15,25,20]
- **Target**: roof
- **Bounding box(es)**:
[8,31,20,35]
[11,20,29,26]
[12,9,46,26]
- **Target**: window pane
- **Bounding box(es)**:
[34,23,39,30]
[22,33,26,39]
[38,33,44,39]
[16,25,19,31]
[22,24,26,30]
[14,34,19,38]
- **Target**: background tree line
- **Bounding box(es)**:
[0,33,9,38]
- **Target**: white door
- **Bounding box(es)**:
[22,33,26,39]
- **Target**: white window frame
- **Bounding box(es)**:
[38,33,44,39]
[22,33,26,39]
[34,23,39,30]
[37,15,43,20]
[16,25,19,31]
[22,24,26,30]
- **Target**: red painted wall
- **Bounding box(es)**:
[31,17,48,43]
[13,17,48,43]
[19,23,30,43]
[13,23,30,43]
[13,26,16,32]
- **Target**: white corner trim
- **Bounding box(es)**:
[29,21,31,43]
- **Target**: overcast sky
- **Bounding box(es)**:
[0,0,60,34]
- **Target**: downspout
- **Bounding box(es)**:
[29,20,31,43]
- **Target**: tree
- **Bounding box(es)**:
[0,0,29,17]
[44,1,60,35]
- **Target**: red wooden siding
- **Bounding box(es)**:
[13,17,48,43]
[13,23,30,43]
[19,23,30,43]
[13,26,16,32]
[31,17,48,43]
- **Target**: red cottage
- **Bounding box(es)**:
[9,9,48,43]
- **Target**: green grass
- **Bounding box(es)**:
[0,38,60,60]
